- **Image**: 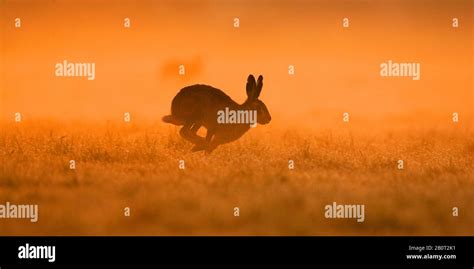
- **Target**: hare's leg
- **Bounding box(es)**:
[205,129,214,144]
[179,124,191,142]
[205,131,220,154]
[192,129,215,152]
[179,122,206,145]
[190,123,201,134]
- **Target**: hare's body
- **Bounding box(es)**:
[163,74,271,153]
[170,85,239,128]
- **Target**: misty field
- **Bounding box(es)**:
[0,120,473,235]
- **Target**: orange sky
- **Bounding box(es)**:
[1,0,472,126]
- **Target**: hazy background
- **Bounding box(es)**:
[1,0,472,127]
[0,0,473,236]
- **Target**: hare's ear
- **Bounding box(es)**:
[246,74,257,100]
[255,75,263,98]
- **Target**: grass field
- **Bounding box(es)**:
[0,119,473,235]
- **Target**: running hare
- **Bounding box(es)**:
[163,74,271,153]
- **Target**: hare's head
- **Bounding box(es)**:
[245,74,271,125]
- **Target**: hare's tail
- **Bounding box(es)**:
[162,115,185,126]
